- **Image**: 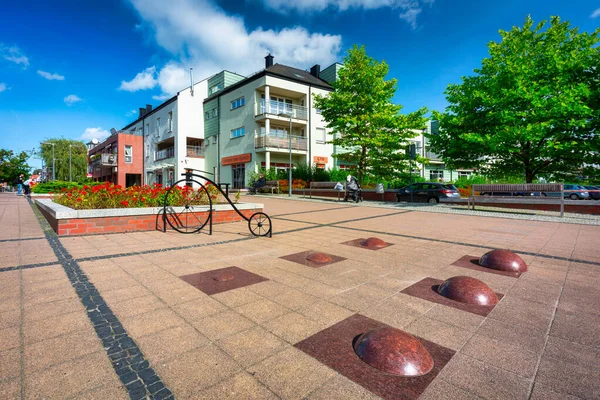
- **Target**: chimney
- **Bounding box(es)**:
[146,104,153,113]
[310,64,321,78]
[139,107,146,119]
[265,53,274,69]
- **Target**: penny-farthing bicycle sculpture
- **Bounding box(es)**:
[162,170,272,237]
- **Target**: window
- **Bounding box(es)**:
[124,145,132,163]
[138,127,143,136]
[316,108,322,114]
[209,83,222,94]
[205,111,210,120]
[316,128,326,143]
[232,164,245,189]
[429,170,444,181]
[212,136,217,144]
[156,118,161,137]
[212,108,218,118]
[145,123,150,136]
[458,171,471,178]
[167,111,173,132]
[231,127,245,138]
[231,97,245,110]
[145,144,150,158]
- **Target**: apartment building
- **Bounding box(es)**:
[202,55,340,189]
[87,132,143,187]
[122,78,209,187]
[409,120,473,181]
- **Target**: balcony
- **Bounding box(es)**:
[255,101,308,121]
[425,150,442,161]
[155,146,175,161]
[255,135,307,152]
[186,145,204,157]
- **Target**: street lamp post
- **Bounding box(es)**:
[278,112,293,197]
[41,142,56,181]
[69,144,72,182]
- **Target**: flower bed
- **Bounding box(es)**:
[52,182,231,209]
[35,198,262,236]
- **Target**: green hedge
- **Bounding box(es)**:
[32,181,103,194]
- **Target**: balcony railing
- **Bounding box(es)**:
[425,150,441,160]
[101,154,117,166]
[186,145,203,157]
[255,101,308,121]
[255,135,307,151]
[155,146,175,161]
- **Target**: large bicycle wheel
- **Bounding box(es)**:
[248,212,272,237]
[164,179,211,234]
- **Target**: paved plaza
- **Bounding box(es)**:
[1,192,599,399]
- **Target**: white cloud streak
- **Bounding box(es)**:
[260,0,434,29]
[64,94,83,105]
[0,83,8,92]
[119,66,158,91]
[591,8,600,18]
[81,127,110,141]
[0,44,29,68]
[37,70,65,81]
[123,0,342,97]
[125,109,138,117]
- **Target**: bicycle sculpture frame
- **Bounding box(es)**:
[162,169,272,237]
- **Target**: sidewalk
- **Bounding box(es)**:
[1,192,599,399]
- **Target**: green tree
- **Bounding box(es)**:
[39,138,88,181]
[0,149,31,184]
[313,45,427,182]
[430,16,600,183]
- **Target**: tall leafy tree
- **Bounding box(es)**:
[0,149,31,184]
[39,138,88,181]
[430,16,600,183]
[314,45,427,182]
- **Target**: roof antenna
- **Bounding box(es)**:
[190,68,194,97]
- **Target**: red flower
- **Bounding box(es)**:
[120,200,129,206]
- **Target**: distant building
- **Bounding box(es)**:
[87,132,143,187]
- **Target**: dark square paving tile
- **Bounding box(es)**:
[451,255,521,278]
[401,277,503,317]
[179,267,269,296]
[280,251,346,268]
[341,238,394,251]
[295,314,455,400]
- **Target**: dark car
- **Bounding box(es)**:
[583,186,600,200]
[541,184,590,200]
[479,190,539,197]
[396,182,460,203]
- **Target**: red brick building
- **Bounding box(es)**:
[88,132,143,187]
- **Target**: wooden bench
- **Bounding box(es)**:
[257,180,280,194]
[468,183,565,216]
[303,181,346,201]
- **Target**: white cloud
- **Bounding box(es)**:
[591,8,600,18]
[125,109,138,117]
[0,44,29,68]
[119,66,158,91]
[260,0,434,28]
[81,127,110,141]
[37,70,65,81]
[124,0,341,96]
[64,94,83,105]
[0,83,7,92]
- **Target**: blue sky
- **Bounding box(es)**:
[1,0,599,170]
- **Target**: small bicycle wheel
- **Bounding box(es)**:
[164,179,211,234]
[248,212,272,237]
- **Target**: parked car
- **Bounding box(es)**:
[582,185,600,200]
[479,190,539,197]
[541,184,590,200]
[396,182,460,203]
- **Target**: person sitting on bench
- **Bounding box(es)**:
[250,173,266,194]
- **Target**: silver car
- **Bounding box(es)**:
[541,184,590,200]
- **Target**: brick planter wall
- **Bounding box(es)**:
[35,199,263,236]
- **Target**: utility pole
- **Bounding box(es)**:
[69,144,73,182]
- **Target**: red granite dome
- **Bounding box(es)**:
[479,249,527,273]
[306,252,333,263]
[360,237,388,249]
[212,273,235,282]
[437,276,499,306]
[353,327,434,377]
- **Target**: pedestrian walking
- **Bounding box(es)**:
[16,174,24,195]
